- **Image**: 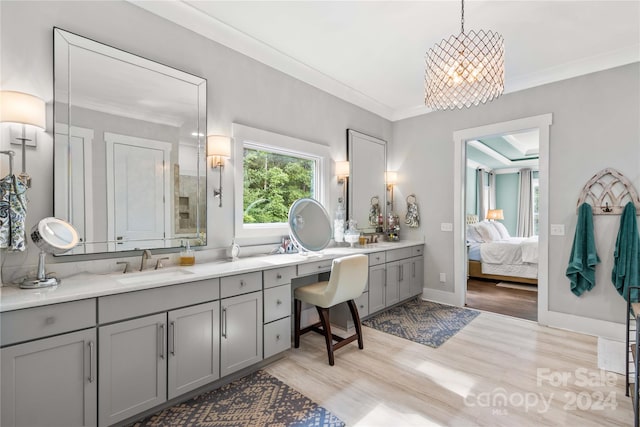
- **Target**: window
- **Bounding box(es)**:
[243,146,317,224]
[532,175,540,236]
[233,124,330,241]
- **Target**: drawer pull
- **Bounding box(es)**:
[276,273,282,279]
[276,334,280,341]
[276,299,282,305]
[376,256,380,261]
[169,321,176,356]
[88,341,95,383]
[317,265,329,270]
[240,280,245,287]
[222,308,227,338]
[159,323,165,360]
[45,316,55,325]
[359,304,364,309]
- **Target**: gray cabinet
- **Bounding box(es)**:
[220,291,263,377]
[411,255,424,296]
[1,328,97,427]
[98,313,167,427]
[385,261,401,307]
[167,302,220,399]
[398,259,414,301]
[368,263,387,313]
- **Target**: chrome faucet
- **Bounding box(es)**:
[140,249,152,271]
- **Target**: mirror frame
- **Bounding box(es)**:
[53,28,207,255]
[346,129,387,233]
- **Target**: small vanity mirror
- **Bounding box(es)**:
[288,198,332,253]
[21,217,79,289]
[53,28,207,254]
[347,130,386,232]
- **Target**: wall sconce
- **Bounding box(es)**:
[486,208,504,221]
[335,160,349,184]
[385,171,398,210]
[0,91,46,187]
[207,135,231,207]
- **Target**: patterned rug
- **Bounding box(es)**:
[362,298,480,348]
[130,370,344,427]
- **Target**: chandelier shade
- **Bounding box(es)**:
[424,1,505,110]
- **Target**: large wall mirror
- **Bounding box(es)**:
[53,28,207,254]
[347,129,386,232]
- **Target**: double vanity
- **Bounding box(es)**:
[0,241,424,427]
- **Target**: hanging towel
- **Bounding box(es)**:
[0,174,27,251]
[612,202,640,302]
[566,202,600,296]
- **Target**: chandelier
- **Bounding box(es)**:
[424,0,504,110]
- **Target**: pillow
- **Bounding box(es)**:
[466,224,484,242]
[492,221,511,240]
[476,221,501,242]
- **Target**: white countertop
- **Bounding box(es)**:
[0,241,424,312]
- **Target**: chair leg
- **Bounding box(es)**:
[294,299,301,348]
[347,299,364,350]
[316,306,335,366]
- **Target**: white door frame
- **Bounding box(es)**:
[453,114,552,324]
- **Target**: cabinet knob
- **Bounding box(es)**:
[240,280,245,287]
[45,316,55,325]
[276,299,282,305]
[276,273,282,279]
[276,334,281,340]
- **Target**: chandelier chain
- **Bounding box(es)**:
[461,0,465,34]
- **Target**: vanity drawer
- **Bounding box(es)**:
[368,251,386,266]
[386,247,413,262]
[99,278,219,324]
[264,317,291,359]
[263,266,296,289]
[220,271,262,299]
[297,259,333,276]
[264,284,291,323]
[412,245,424,257]
[1,299,96,346]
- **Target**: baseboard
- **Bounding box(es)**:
[421,287,459,306]
[544,310,624,341]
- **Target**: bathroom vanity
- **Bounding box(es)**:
[0,242,424,427]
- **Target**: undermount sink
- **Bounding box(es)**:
[115,268,195,285]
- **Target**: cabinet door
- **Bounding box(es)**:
[368,264,386,313]
[1,328,97,427]
[99,313,166,427]
[385,261,400,307]
[168,302,220,400]
[220,291,263,377]
[398,259,413,301]
[411,256,424,297]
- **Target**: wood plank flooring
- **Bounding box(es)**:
[265,310,632,426]
[466,279,538,321]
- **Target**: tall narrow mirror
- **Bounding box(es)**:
[53,28,207,254]
[347,130,386,232]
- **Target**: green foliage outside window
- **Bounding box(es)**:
[243,148,315,224]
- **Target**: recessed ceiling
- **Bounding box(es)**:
[468,129,539,170]
[131,1,640,121]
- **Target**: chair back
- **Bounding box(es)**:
[323,254,369,307]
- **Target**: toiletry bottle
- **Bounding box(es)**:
[180,241,195,266]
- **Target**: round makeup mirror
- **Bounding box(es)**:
[21,217,79,289]
[288,198,332,253]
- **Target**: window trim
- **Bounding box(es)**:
[232,123,330,242]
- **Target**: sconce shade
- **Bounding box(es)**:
[486,209,504,220]
[207,135,231,158]
[0,91,46,129]
[335,161,350,178]
[385,171,398,186]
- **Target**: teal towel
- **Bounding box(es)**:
[566,203,600,296]
[612,202,640,302]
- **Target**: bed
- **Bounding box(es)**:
[466,215,538,285]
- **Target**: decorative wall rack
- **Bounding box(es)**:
[577,168,640,215]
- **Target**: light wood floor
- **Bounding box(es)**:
[266,311,632,426]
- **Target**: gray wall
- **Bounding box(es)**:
[0,1,391,274]
[393,62,639,324]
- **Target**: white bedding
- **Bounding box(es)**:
[480,236,538,265]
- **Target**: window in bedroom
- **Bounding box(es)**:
[232,124,330,241]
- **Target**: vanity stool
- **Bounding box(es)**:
[294,254,369,365]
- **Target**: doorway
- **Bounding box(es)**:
[453,114,552,324]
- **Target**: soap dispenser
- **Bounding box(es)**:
[180,241,195,266]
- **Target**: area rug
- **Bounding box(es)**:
[130,370,344,427]
[496,281,538,292]
[362,298,480,348]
